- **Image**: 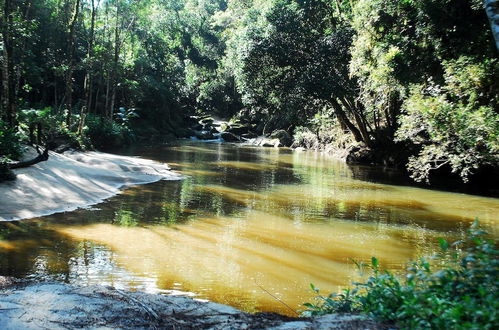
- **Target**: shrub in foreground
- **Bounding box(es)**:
[303,221,498,329]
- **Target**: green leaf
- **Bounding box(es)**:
[438,238,449,251]
[310,283,319,293]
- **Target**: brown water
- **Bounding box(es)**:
[1,141,498,315]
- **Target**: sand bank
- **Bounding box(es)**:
[0,149,182,221]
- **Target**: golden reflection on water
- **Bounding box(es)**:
[1,142,499,315]
[54,210,444,315]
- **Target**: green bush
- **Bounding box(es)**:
[303,221,499,329]
[0,120,22,160]
[293,112,354,153]
[85,114,135,150]
[0,119,20,182]
[293,127,320,149]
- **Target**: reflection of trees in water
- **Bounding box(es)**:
[0,220,145,288]
[347,164,410,187]
[122,142,308,223]
[0,221,108,282]
[347,162,499,198]
[0,221,50,277]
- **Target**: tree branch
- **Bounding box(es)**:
[8,146,49,169]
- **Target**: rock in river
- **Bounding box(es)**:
[270,130,293,147]
[221,132,241,142]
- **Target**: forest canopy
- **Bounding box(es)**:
[0,0,498,183]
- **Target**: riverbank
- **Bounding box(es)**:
[0,147,182,221]
[0,278,382,329]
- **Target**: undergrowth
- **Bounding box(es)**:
[303,220,498,329]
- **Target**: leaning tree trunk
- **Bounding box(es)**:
[9,146,49,169]
[485,0,499,50]
[329,97,372,147]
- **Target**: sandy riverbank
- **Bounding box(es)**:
[0,279,381,329]
[0,148,182,221]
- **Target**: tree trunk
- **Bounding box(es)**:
[330,98,368,146]
[79,0,97,135]
[64,0,81,127]
[339,96,372,147]
[14,3,32,108]
[485,0,499,51]
[9,146,49,169]
[1,0,16,128]
[108,1,120,120]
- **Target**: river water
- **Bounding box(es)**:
[1,141,498,315]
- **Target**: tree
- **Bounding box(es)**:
[397,57,499,182]
[64,0,82,126]
[78,0,99,134]
[1,0,16,128]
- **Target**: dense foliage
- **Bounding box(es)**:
[303,221,499,329]
[398,57,499,182]
[0,0,231,150]
[0,0,497,182]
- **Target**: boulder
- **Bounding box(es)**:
[195,130,215,140]
[346,144,374,164]
[48,133,81,152]
[260,138,281,148]
[253,137,281,148]
[226,124,249,136]
[270,130,293,147]
[221,132,241,142]
[174,128,195,138]
[191,123,203,131]
[184,116,199,126]
[241,132,258,139]
[200,117,214,125]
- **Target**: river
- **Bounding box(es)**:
[1,141,498,315]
